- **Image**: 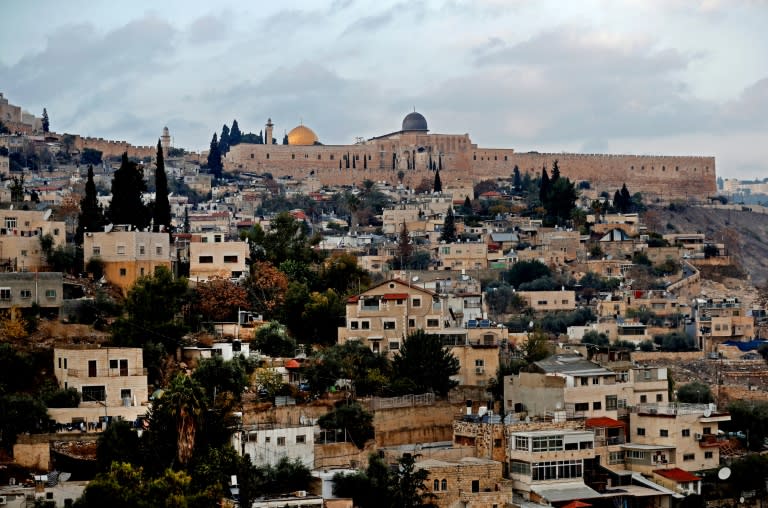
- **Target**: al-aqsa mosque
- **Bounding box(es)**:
[225,112,716,202]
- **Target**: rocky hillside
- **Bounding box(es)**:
[647,205,768,287]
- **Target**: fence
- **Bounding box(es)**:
[369,392,435,410]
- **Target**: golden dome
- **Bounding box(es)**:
[287,124,319,145]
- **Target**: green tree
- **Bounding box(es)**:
[0,394,47,451]
[433,169,442,192]
[391,453,437,508]
[512,165,522,191]
[504,260,551,288]
[107,153,149,229]
[725,400,768,451]
[161,374,205,466]
[333,454,393,508]
[9,175,24,203]
[318,400,375,449]
[462,196,473,215]
[152,139,171,232]
[523,331,551,363]
[218,124,230,154]
[76,165,105,243]
[192,355,249,402]
[96,420,141,471]
[42,108,50,133]
[396,222,413,264]
[676,381,713,404]
[253,321,296,357]
[111,266,189,349]
[581,330,609,346]
[206,133,223,179]
[229,119,242,146]
[301,289,344,346]
[393,329,459,396]
[439,206,457,243]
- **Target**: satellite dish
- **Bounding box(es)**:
[704,407,712,418]
[717,467,731,480]
[740,498,745,504]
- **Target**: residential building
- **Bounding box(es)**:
[0,209,66,272]
[0,271,62,313]
[517,290,576,312]
[232,423,314,469]
[83,227,171,292]
[189,239,248,282]
[49,345,149,426]
[416,457,507,508]
[694,297,754,351]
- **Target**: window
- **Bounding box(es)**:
[593,401,601,410]
[198,256,214,263]
[296,435,306,444]
[120,359,128,376]
[475,359,485,367]
[5,217,16,229]
[580,377,588,386]
[592,377,599,385]
[640,395,647,403]
[277,437,286,446]
[383,321,396,330]
[575,402,589,412]
[110,359,118,369]
[20,249,27,256]
[120,268,127,276]
[412,298,421,307]
[683,453,695,461]
[515,436,529,450]
[0,288,10,300]
[511,460,530,475]
[82,385,106,402]
[441,479,447,491]
[433,479,439,491]
[156,246,163,255]
[606,395,618,410]
[660,429,669,437]
[656,393,663,402]
[92,246,101,256]
[703,427,711,435]
[45,289,56,299]
[139,245,146,255]
[408,319,415,328]
[265,436,271,443]
[350,321,359,330]
[120,389,131,400]
[389,342,400,350]
[361,321,370,330]
[64,358,67,369]
[637,428,646,436]
[88,360,97,377]
[471,480,479,493]
[682,429,691,437]
[224,255,238,263]
[532,460,582,481]
[117,245,126,255]
[609,451,624,464]
[532,435,563,452]
[427,319,439,327]
[705,451,713,459]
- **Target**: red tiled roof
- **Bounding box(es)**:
[585,417,624,429]
[382,293,408,301]
[653,467,701,483]
[347,295,360,304]
[285,359,301,369]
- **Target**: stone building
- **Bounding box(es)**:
[83,227,171,292]
[0,209,66,272]
[49,345,149,426]
[188,238,248,282]
[0,271,63,313]
[232,423,315,469]
[224,112,716,203]
[416,456,507,508]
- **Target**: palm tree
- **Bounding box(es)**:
[165,374,204,465]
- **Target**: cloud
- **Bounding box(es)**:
[186,13,232,44]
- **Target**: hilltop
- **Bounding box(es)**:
[649,204,768,288]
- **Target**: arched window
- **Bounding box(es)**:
[441,479,447,491]
[434,479,440,491]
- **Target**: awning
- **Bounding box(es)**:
[531,482,601,503]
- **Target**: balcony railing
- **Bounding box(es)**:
[66,368,148,378]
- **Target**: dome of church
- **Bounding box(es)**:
[287,125,319,145]
[402,111,428,132]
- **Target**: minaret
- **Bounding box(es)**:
[265,118,274,145]
[160,126,171,156]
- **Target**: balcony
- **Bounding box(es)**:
[66,368,148,378]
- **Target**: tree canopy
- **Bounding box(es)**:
[76,165,105,243]
[392,329,459,396]
[107,153,150,229]
[153,139,171,232]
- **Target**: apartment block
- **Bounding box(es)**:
[189,239,248,281]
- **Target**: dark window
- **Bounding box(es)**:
[471,480,479,493]
[109,359,118,369]
[120,359,128,376]
[88,360,97,377]
[82,385,105,402]
[199,256,214,263]
[223,255,238,263]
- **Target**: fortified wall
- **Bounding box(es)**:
[225,141,716,203]
[71,134,155,160]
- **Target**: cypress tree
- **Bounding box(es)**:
[183,207,190,234]
[352,155,356,169]
[207,133,223,179]
[462,196,472,215]
[438,153,443,171]
[439,206,457,243]
[513,165,521,191]
[433,169,442,193]
[153,139,171,232]
[229,120,242,146]
[219,124,230,154]
[76,165,104,242]
[539,167,550,207]
[107,153,149,229]
[42,108,50,133]
[551,159,560,182]
[620,183,632,213]
[282,133,289,145]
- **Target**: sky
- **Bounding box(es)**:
[1,0,767,179]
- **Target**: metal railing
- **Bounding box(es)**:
[66,368,148,378]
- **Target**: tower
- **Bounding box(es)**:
[160,126,171,156]
[265,118,274,145]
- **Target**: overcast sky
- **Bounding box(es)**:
[2,0,767,179]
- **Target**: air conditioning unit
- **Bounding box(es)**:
[475,367,485,375]
[695,433,703,440]
[0,495,7,505]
